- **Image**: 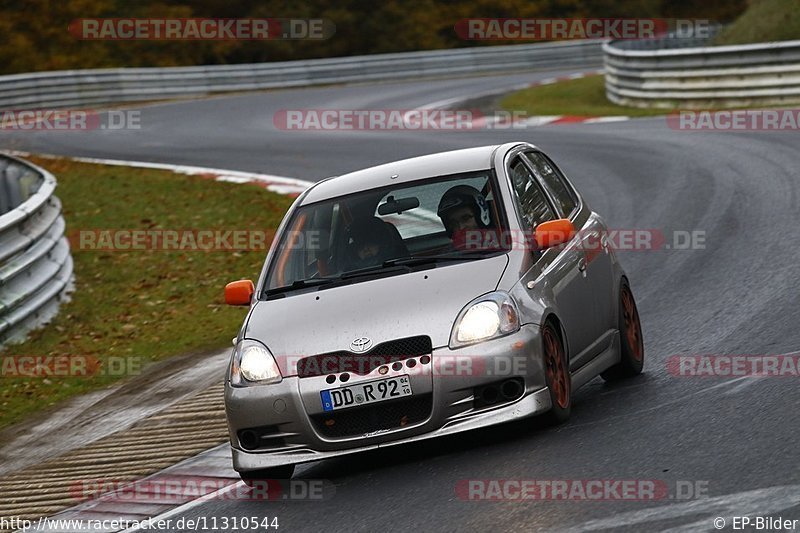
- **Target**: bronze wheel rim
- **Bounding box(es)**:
[544,326,570,409]
[621,286,643,362]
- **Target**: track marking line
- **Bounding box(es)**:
[117,482,244,533]
[415,70,635,128]
[562,484,800,532]
[3,151,314,197]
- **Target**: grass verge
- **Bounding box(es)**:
[714,0,800,45]
[0,157,294,429]
[500,75,673,118]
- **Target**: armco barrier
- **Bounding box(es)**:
[0,40,603,110]
[0,154,73,347]
[604,35,800,108]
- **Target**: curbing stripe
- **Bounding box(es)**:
[119,480,244,533]
[4,151,315,198]
[416,69,634,128]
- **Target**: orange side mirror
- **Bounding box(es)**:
[225,280,255,306]
[534,219,576,249]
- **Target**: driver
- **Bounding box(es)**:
[436,185,495,249]
[345,216,397,270]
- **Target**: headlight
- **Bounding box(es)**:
[230,339,282,386]
[450,291,520,348]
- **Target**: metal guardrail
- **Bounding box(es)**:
[604,36,800,108]
[0,40,603,110]
[0,154,73,347]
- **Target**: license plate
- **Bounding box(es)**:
[320,375,412,412]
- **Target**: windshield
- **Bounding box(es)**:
[263,170,510,295]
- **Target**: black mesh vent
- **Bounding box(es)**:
[297,336,432,377]
[311,394,432,438]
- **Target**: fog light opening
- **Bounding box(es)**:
[239,429,260,450]
[500,378,524,401]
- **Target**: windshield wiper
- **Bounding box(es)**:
[264,277,342,297]
[383,251,500,267]
[341,253,497,277]
[339,264,412,279]
[336,253,496,277]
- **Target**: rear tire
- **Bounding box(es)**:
[539,321,571,425]
[239,465,295,487]
[601,280,644,381]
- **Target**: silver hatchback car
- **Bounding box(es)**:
[223,142,644,482]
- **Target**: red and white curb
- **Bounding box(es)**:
[419,69,632,128]
[473,113,632,128]
[5,152,314,198]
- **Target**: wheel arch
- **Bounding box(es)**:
[541,312,569,361]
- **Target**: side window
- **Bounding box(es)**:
[508,157,555,229]
[522,151,578,217]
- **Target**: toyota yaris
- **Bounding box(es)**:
[223,142,644,482]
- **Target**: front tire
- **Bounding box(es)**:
[540,321,571,425]
[601,280,644,381]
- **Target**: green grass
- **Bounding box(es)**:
[500,75,674,118]
[714,0,800,45]
[501,3,800,119]
[0,157,294,429]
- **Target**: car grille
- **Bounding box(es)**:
[311,394,433,438]
[297,335,432,377]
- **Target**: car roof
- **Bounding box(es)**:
[300,144,506,204]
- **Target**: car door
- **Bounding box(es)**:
[522,151,617,362]
[506,155,597,369]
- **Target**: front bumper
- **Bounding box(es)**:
[226,323,550,471]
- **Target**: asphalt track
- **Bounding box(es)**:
[2,68,800,532]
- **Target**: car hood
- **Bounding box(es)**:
[245,254,509,376]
